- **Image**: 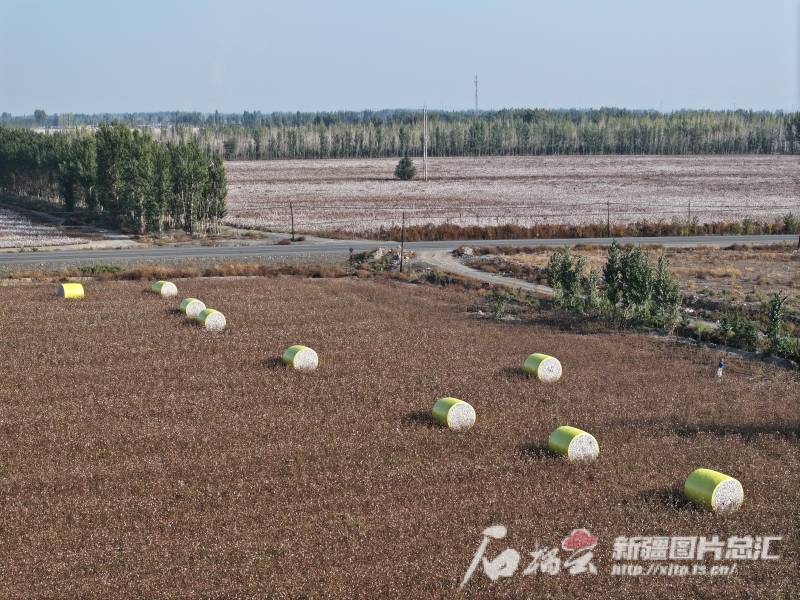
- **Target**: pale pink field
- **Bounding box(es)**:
[0,208,85,248]
[223,155,799,233]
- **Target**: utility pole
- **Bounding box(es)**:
[423,105,428,181]
[474,75,479,115]
[289,202,295,241]
[400,211,406,273]
[606,200,610,238]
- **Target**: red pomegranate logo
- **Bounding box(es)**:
[562,529,598,551]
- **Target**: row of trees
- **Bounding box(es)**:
[5,108,798,158]
[547,241,682,331]
[0,125,226,234]
[191,109,800,159]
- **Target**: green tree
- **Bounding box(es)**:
[651,256,681,330]
[620,246,653,310]
[766,293,788,355]
[546,248,585,306]
[394,155,416,180]
[602,240,623,305]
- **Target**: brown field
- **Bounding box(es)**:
[0,277,798,598]
[224,155,799,234]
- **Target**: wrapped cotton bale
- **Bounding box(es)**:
[150,280,178,298]
[684,468,744,514]
[197,308,226,332]
[548,426,599,462]
[523,353,562,382]
[57,282,84,299]
[432,397,476,432]
[282,345,319,371]
[180,298,206,319]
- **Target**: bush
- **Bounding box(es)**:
[546,248,585,307]
[394,155,416,180]
[718,310,759,351]
[766,292,788,355]
[783,213,799,234]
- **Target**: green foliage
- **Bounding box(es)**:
[546,248,585,307]
[620,246,653,310]
[651,256,681,331]
[766,293,788,355]
[582,268,601,311]
[33,109,46,127]
[394,155,416,180]
[717,310,759,352]
[602,241,623,305]
[486,290,512,319]
[14,108,795,159]
[783,213,800,234]
[0,125,227,235]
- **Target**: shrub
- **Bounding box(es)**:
[394,155,416,180]
[620,246,653,310]
[717,310,760,351]
[766,292,788,355]
[783,213,799,234]
[651,256,681,331]
[602,241,623,305]
[546,248,584,307]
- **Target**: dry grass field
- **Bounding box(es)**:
[224,155,799,234]
[0,277,798,598]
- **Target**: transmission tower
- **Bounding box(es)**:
[474,75,479,114]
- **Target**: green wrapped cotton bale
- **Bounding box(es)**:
[180,298,206,319]
[150,280,178,298]
[432,397,476,431]
[523,353,562,382]
[548,426,599,462]
[282,345,319,370]
[684,468,744,513]
[57,282,84,299]
[198,308,226,332]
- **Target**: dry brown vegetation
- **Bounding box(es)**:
[0,277,797,598]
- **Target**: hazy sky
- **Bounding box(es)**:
[1,0,797,114]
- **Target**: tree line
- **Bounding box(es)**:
[206,110,799,159]
[0,125,226,234]
[4,108,797,158]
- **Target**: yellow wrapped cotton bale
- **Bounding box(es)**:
[548,426,599,462]
[523,353,562,382]
[281,345,319,370]
[57,283,84,299]
[432,397,476,431]
[150,280,178,297]
[197,308,226,331]
[684,468,744,513]
[180,298,206,319]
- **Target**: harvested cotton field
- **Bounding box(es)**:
[0,207,86,248]
[223,155,799,234]
[0,277,797,598]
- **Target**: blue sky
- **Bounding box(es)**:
[0,0,797,114]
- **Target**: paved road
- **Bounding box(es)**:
[0,234,796,268]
